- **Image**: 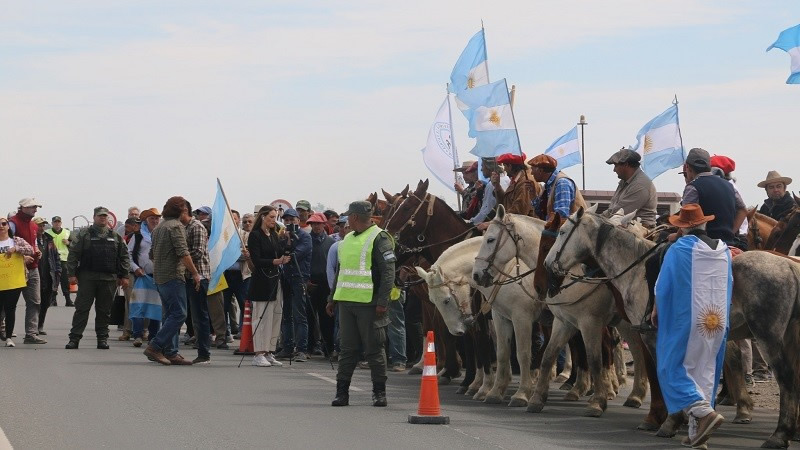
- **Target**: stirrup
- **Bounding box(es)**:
[631,320,657,334]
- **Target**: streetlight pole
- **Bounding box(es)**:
[578,114,588,191]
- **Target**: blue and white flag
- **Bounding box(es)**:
[655,235,731,414]
[456,79,521,158]
[129,275,161,321]
[767,24,800,84]
[449,29,489,94]
[631,104,685,179]
[208,179,242,294]
[421,95,459,192]
[544,126,581,169]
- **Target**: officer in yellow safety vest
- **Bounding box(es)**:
[326,201,395,407]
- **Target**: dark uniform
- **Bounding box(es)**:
[66,208,130,348]
[328,201,395,407]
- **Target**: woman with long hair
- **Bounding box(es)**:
[0,218,34,347]
[248,205,290,367]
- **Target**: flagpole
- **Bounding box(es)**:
[673,95,686,158]
[216,178,246,252]
[481,21,490,83]
[509,84,516,108]
[578,114,588,191]
[505,79,523,156]
[446,83,462,211]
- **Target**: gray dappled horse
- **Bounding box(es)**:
[543,207,800,448]
[471,205,648,418]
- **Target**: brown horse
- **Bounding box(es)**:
[764,196,800,254]
[747,208,778,250]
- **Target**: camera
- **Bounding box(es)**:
[285,223,300,234]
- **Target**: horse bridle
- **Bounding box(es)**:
[389,192,435,245]
[475,218,533,284]
[426,271,475,321]
[749,214,763,249]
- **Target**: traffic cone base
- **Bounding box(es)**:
[234,300,255,355]
[408,330,449,425]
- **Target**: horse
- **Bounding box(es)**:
[765,197,800,254]
[471,205,649,417]
[541,208,800,446]
[747,208,778,251]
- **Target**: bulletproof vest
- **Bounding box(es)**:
[80,227,118,274]
[690,175,736,243]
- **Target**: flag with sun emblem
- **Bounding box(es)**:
[767,24,800,84]
[456,79,521,158]
[544,126,581,169]
[654,235,732,414]
[449,29,489,95]
[208,179,242,294]
[631,103,684,179]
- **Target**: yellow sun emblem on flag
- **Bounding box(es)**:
[488,109,501,127]
[557,146,565,156]
[467,76,475,89]
[223,228,231,242]
[696,305,725,338]
[643,134,654,154]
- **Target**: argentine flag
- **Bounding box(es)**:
[449,29,489,94]
[767,24,800,84]
[208,179,242,295]
[457,79,521,158]
[544,126,581,170]
[631,104,685,179]
[129,275,161,321]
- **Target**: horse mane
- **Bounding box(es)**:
[433,237,482,284]
[755,211,778,227]
[589,212,655,257]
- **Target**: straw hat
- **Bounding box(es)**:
[668,204,715,228]
[757,170,792,188]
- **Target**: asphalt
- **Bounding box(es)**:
[0,298,783,450]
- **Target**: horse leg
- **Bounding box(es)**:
[562,342,580,391]
[758,322,800,448]
[456,335,476,394]
[465,331,483,396]
[601,327,618,400]
[473,314,495,401]
[555,344,572,384]
[617,321,648,408]
[509,314,534,407]
[612,327,626,389]
[565,334,590,401]
[438,328,462,384]
[634,332,669,432]
[723,340,754,424]
[581,324,609,417]
[485,315,512,404]
[528,319,576,413]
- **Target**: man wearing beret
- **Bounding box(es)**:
[326,201,395,407]
[757,170,795,221]
[481,152,539,229]
[529,154,586,226]
[601,148,658,227]
[454,161,481,220]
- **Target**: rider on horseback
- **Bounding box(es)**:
[757,170,794,221]
[528,154,586,227]
[600,148,657,228]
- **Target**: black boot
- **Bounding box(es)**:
[331,380,350,406]
[372,382,387,407]
[65,340,79,349]
[97,340,109,350]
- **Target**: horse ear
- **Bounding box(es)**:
[415,266,431,282]
[576,206,585,220]
[587,203,599,214]
[382,189,393,202]
[620,210,637,227]
[794,192,800,205]
[747,207,756,219]
[496,204,506,220]
[401,184,410,197]
[422,179,429,191]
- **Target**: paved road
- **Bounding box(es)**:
[0,303,782,449]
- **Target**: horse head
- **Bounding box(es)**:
[415,265,474,336]
[472,204,541,288]
[766,206,800,254]
[543,207,597,290]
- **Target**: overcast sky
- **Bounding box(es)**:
[2,1,798,225]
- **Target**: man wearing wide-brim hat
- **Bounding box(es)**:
[652,203,731,448]
[757,170,795,221]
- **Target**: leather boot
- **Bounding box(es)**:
[331,380,350,406]
[372,382,387,407]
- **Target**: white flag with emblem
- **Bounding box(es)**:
[421,95,459,192]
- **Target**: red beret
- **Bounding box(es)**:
[709,155,735,174]
[496,152,527,166]
[527,154,558,170]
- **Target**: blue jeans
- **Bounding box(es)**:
[152,279,187,357]
[280,276,309,353]
[132,318,160,340]
[223,270,250,333]
[387,296,406,365]
[187,279,211,359]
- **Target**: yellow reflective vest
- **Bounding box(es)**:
[333,225,384,303]
[45,228,70,261]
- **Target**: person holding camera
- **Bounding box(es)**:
[275,208,312,361]
[327,201,395,407]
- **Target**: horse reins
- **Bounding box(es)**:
[390,192,478,255]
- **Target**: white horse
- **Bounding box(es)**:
[471,205,648,417]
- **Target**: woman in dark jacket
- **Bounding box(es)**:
[248,205,290,367]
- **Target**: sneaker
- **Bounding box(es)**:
[681,436,708,449]
[133,337,143,348]
[37,329,47,336]
[24,335,47,344]
[275,349,294,360]
[293,352,308,362]
[691,411,724,447]
[252,354,271,367]
[265,353,283,367]
[5,339,14,348]
[389,363,406,372]
[311,347,324,356]
[193,356,211,365]
[226,335,234,344]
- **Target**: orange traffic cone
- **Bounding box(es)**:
[234,300,255,355]
[408,331,450,424]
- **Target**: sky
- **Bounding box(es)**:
[1,1,798,225]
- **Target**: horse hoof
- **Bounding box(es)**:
[583,405,603,417]
[465,388,478,396]
[563,392,580,402]
[484,394,503,404]
[559,382,573,391]
[761,438,789,448]
[732,414,752,424]
[473,393,487,401]
[438,376,452,386]
[408,367,422,375]
[527,402,545,413]
[637,422,659,432]
[508,397,528,407]
[623,397,642,408]
[655,427,676,438]
[554,375,569,384]
[606,392,616,400]
[455,386,468,395]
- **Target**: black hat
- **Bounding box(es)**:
[606,148,641,165]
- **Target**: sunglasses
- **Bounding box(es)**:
[0,221,8,226]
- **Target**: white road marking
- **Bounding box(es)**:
[0,423,12,450]
[307,372,363,391]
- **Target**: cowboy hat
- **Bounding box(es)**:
[757,170,792,188]
[139,208,162,221]
[668,203,715,228]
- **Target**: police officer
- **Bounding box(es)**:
[65,207,131,349]
[326,201,395,407]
